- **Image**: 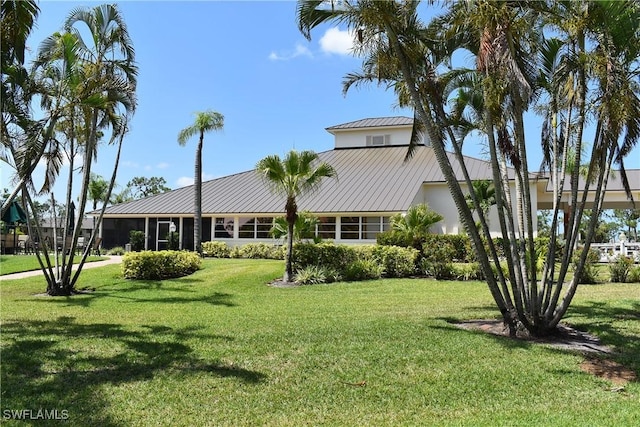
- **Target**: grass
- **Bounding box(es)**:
[0,254,107,276]
[1,258,638,426]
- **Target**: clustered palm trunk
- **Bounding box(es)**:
[4,4,137,296]
[297,0,640,336]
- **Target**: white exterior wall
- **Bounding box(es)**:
[334,128,420,149]
[418,181,539,237]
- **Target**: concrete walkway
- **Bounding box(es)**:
[0,256,122,281]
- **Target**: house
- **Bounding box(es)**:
[95,117,640,251]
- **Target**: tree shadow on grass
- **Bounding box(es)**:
[28,287,236,309]
[1,317,265,426]
[564,300,640,377]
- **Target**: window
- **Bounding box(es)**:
[366,134,391,146]
[340,216,360,240]
[256,217,272,239]
[238,217,274,239]
[213,217,234,238]
[317,217,336,239]
[340,216,390,240]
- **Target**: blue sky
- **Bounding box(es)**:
[2,1,639,204]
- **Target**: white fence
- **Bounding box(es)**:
[590,242,640,263]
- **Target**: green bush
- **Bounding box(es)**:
[202,241,231,258]
[629,265,640,283]
[122,250,201,280]
[129,230,145,252]
[377,230,413,248]
[452,262,484,281]
[238,243,284,259]
[571,247,601,284]
[293,242,357,272]
[294,265,325,285]
[370,245,418,278]
[107,246,126,255]
[420,259,457,280]
[609,256,635,283]
[293,243,417,280]
[344,259,383,281]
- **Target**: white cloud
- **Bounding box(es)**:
[176,173,216,188]
[319,27,354,55]
[121,160,139,168]
[177,176,193,187]
[268,42,313,61]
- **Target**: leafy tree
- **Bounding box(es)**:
[177,110,224,255]
[125,176,171,199]
[0,0,39,216]
[21,4,137,296]
[611,209,640,241]
[270,211,320,243]
[297,0,640,336]
[256,150,337,282]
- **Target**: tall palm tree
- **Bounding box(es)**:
[1,0,40,216]
[297,0,637,336]
[177,110,224,255]
[256,150,336,282]
[26,3,137,295]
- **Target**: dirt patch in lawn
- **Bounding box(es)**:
[454,319,636,386]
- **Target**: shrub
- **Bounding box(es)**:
[293,242,358,272]
[452,262,484,281]
[609,256,635,283]
[129,230,145,252]
[377,230,413,248]
[237,243,284,259]
[107,246,126,255]
[122,250,201,280]
[629,265,640,283]
[420,259,457,280]
[202,241,231,258]
[295,265,326,285]
[370,245,418,278]
[572,247,601,284]
[228,243,284,260]
[344,259,383,281]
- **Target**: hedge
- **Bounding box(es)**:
[122,250,201,280]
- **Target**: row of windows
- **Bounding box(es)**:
[212,216,391,240]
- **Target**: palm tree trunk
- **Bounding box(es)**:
[194,132,203,255]
[285,219,295,282]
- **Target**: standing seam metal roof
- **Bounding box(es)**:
[101,145,497,216]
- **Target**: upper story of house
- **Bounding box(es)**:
[326,117,429,149]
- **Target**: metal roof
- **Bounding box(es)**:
[101,145,498,216]
[326,117,414,132]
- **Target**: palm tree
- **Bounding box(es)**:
[177,110,224,256]
[88,173,108,234]
[390,203,443,239]
[26,3,137,295]
[256,150,336,282]
[270,211,319,243]
[465,180,496,227]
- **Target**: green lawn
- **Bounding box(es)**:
[0,255,107,276]
[1,258,638,426]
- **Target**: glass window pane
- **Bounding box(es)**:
[341,216,360,240]
[214,217,234,238]
[317,217,336,239]
[256,217,273,239]
[239,217,255,239]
